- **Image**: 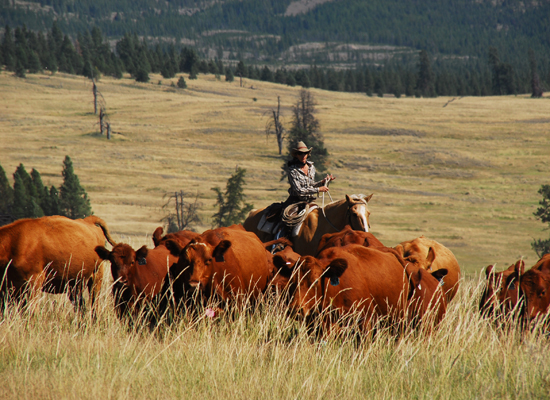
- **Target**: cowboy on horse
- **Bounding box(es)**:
[284,141,335,208]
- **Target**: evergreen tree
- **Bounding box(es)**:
[12,173,30,219]
[211,167,253,228]
[417,50,435,97]
[189,63,198,80]
[177,75,187,88]
[27,50,42,73]
[43,185,61,216]
[282,89,329,179]
[260,65,273,82]
[364,68,374,96]
[528,48,544,98]
[0,164,14,216]
[225,66,234,82]
[59,156,92,219]
[2,25,16,71]
[14,58,26,78]
[532,184,550,257]
[31,168,48,213]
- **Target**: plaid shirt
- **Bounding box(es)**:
[288,161,324,202]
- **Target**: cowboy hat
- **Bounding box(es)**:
[292,141,312,155]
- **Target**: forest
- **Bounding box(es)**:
[0,19,547,98]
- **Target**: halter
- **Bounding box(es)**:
[321,197,368,232]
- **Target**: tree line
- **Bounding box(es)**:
[0,22,547,97]
[0,156,92,225]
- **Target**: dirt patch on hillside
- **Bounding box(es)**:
[284,0,337,16]
[347,128,426,137]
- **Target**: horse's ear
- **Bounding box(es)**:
[345,194,352,204]
[364,193,373,203]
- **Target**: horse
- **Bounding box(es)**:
[243,194,373,256]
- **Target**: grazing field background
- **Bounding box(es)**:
[1,70,548,274]
[1,71,550,399]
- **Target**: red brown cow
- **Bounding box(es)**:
[162,225,273,307]
[273,244,448,332]
[316,225,385,255]
[394,236,460,302]
[95,240,181,316]
[0,215,116,309]
[479,260,523,317]
[501,254,550,325]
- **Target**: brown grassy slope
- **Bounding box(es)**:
[0,71,549,274]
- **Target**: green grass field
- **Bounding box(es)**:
[1,70,550,399]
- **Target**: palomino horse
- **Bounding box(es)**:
[243,194,373,256]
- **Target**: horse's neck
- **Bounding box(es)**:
[321,200,348,230]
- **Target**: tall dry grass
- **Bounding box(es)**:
[1,273,549,399]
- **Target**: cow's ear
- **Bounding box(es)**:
[136,246,148,265]
[485,264,495,278]
[273,254,294,278]
[326,258,348,286]
[164,239,184,256]
[514,259,525,276]
[408,269,422,289]
[152,227,164,247]
[431,268,448,285]
[95,245,111,260]
[425,247,436,270]
[213,240,231,262]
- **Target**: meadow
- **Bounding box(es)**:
[1,70,550,398]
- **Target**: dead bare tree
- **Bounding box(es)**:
[161,190,202,232]
[265,96,285,154]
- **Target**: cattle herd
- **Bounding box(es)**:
[1,205,549,335]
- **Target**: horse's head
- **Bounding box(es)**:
[345,194,373,232]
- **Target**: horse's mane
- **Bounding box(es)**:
[323,194,369,210]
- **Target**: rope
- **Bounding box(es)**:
[282,202,309,227]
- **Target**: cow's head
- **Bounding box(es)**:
[346,194,372,232]
[95,243,148,284]
[496,260,525,316]
[479,261,519,317]
[517,267,550,323]
[273,255,347,317]
[405,265,448,325]
[399,244,436,271]
[179,239,232,291]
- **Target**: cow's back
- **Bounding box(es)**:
[394,236,460,301]
[318,245,407,317]
[201,226,271,294]
[0,216,107,292]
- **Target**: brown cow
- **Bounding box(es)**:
[273,244,448,333]
[0,215,116,310]
[479,260,523,317]
[501,254,550,325]
[161,225,273,310]
[394,236,460,302]
[95,240,181,317]
[316,225,385,255]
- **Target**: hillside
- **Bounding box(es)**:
[2,0,549,69]
[1,70,549,275]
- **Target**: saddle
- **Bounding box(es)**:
[257,201,317,237]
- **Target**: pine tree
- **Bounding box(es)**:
[417,50,434,97]
[44,185,61,216]
[532,185,550,257]
[211,167,253,227]
[12,173,30,219]
[225,67,234,82]
[59,156,92,219]
[282,89,329,179]
[0,163,14,216]
[31,168,48,213]
[177,76,187,89]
